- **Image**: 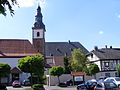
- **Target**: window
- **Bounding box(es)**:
[104,62,109,67]
[37,32,40,37]
[105,73,110,77]
[46,59,53,64]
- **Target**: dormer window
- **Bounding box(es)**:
[37,32,40,37]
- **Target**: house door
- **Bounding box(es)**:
[12,73,19,82]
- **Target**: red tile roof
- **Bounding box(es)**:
[0,39,37,57]
[71,72,86,76]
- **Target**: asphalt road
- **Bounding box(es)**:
[7,86,76,90]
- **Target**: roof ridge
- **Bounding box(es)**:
[0,39,28,41]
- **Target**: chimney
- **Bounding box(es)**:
[94,46,98,51]
[68,40,70,44]
[105,45,107,48]
[110,46,112,49]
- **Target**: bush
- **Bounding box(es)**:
[0,84,7,89]
[32,84,45,90]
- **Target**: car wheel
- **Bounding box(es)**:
[118,85,120,88]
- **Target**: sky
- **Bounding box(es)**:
[1,0,120,51]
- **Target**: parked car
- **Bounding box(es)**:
[12,80,21,87]
[64,79,73,86]
[22,81,31,86]
[94,81,119,90]
[77,79,97,90]
[104,77,120,87]
[64,79,84,86]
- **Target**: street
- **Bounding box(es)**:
[6,86,76,90]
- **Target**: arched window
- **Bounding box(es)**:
[37,32,40,37]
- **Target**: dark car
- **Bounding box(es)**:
[64,79,73,86]
[94,81,119,90]
[77,79,97,90]
[12,80,21,87]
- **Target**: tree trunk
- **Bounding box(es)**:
[0,77,1,83]
[58,76,60,84]
[94,74,96,79]
[30,73,33,86]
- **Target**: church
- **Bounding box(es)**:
[0,5,88,84]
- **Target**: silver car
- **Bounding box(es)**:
[94,81,119,90]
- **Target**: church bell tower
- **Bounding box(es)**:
[32,5,46,56]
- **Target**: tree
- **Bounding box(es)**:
[70,48,88,72]
[18,55,45,84]
[0,63,11,83]
[117,64,120,77]
[63,56,71,74]
[88,64,100,79]
[50,66,64,84]
[0,0,17,16]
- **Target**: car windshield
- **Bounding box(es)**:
[13,81,20,83]
[115,78,120,81]
[85,81,93,85]
[104,82,117,88]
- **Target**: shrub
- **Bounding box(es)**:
[32,84,45,90]
[0,84,6,89]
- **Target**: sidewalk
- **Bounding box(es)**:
[44,85,76,90]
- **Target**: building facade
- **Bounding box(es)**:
[87,46,120,79]
[0,5,89,84]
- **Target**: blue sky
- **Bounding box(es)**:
[1,0,120,51]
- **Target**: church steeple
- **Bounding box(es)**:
[33,5,45,30]
[32,5,46,56]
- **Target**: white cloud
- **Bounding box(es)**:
[117,14,120,18]
[99,31,104,35]
[16,0,46,8]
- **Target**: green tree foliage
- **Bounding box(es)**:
[64,56,71,74]
[0,63,11,83]
[0,0,17,16]
[18,55,45,84]
[70,48,88,72]
[50,66,64,84]
[88,64,100,79]
[117,64,120,77]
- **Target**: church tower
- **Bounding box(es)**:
[32,5,46,56]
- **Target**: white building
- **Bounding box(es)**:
[87,46,120,79]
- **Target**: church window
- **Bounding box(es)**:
[37,32,40,37]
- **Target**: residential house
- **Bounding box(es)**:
[87,46,120,79]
